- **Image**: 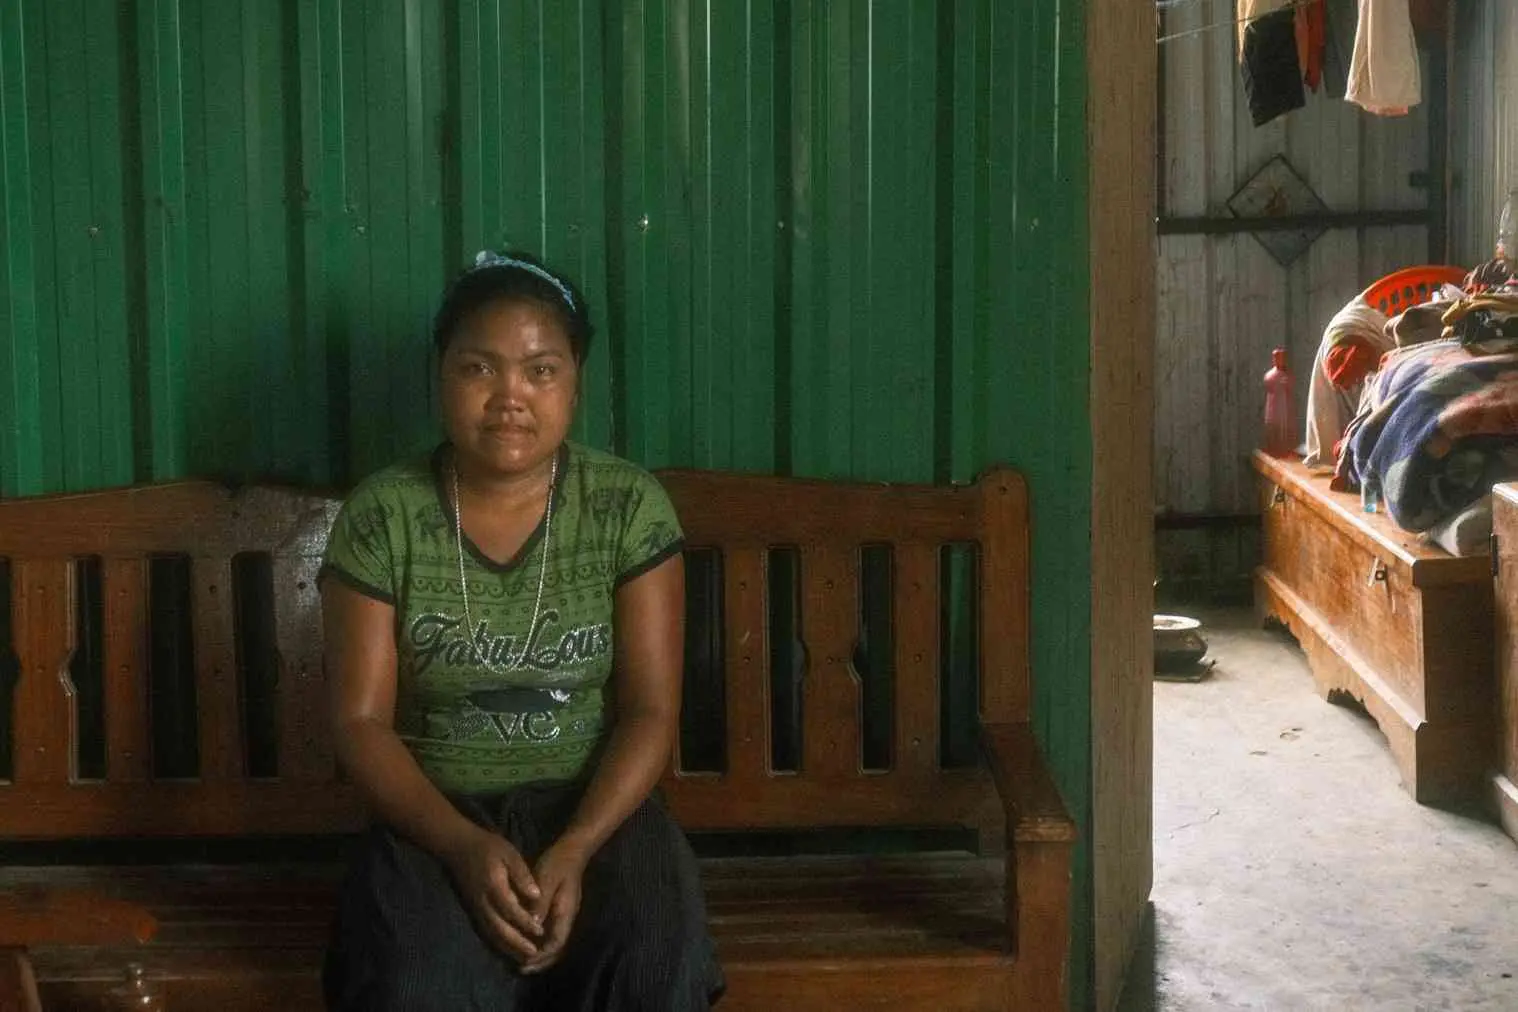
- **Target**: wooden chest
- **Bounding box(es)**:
[1254,452,1494,806]
[1492,483,1518,842]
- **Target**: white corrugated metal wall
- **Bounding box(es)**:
[1156,2,1431,519]
[1450,0,1517,266]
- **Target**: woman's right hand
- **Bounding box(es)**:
[441,824,546,963]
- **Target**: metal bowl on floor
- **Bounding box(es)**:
[1154,614,1210,675]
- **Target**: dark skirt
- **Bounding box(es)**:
[323,784,724,1011]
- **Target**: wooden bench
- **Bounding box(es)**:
[0,467,1075,1011]
[1254,451,1495,806]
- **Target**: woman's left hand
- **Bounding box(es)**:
[521,839,590,974]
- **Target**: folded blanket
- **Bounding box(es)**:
[1425,494,1493,557]
[1338,339,1518,531]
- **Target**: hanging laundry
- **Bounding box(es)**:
[1238,0,1307,126]
[1296,0,1327,91]
[1237,0,1291,53]
[1346,0,1421,115]
[1318,0,1360,98]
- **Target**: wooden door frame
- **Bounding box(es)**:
[1088,0,1157,1008]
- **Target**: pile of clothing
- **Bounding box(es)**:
[1442,283,1518,352]
[1307,260,1518,555]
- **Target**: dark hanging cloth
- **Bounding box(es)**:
[1241,7,1307,126]
[1318,0,1360,98]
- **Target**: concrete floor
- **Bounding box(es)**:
[1117,610,1518,1012]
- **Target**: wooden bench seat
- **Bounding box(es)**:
[1253,451,1495,805]
[16,854,1010,1011]
[0,468,1074,1010]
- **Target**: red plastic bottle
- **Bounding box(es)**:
[1262,347,1296,458]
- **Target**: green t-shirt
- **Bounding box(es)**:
[321,442,684,795]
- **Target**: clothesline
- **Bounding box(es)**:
[1156,0,1318,45]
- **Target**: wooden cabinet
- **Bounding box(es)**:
[1493,484,1518,843]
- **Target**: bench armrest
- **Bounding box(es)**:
[981,721,1077,843]
[981,720,1077,1008]
[0,888,158,948]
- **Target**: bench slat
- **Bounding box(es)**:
[0,889,156,947]
[32,951,1014,1012]
[977,472,1029,723]
[800,546,862,779]
[663,768,995,830]
[102,558,151,782]
[11,560,76,785]
[721,546,770,781]
[192,559,242,782]
[0,783,364,837]
[659,471,981,548]
[0,485,341,560]
[271,556,333,782]
[14,852,1004,961]
[894,543,941,776]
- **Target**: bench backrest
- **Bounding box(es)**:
[0,468,1028,840]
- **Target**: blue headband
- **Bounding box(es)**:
[471,250,576,311]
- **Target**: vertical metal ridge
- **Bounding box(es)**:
[362,0,412,470]
[92,2,134,489]
[283,0,322,484]
[0,0,42,495]
[929,0,953,486]
[27,0,64,494]
[137,0,189,481]
[564,0,613,452]
[316,0,350,483]
[597,0,629,455]
[337,0,376,476]
[771,0,794,475]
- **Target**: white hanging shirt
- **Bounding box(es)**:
[1346,0,1421,115]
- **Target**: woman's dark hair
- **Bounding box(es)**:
[432,250,594,364]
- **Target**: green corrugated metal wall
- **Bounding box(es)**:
[0,0,1091,1003]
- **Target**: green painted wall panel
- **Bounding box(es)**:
[0,0,40,494]
[0,2,1093,1004]
[46,0,97,490]
[22,0,60,494]
[137,0,191,481]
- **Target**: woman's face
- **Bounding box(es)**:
[440,297,578,480]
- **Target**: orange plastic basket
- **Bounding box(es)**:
[1360,264,1468,315]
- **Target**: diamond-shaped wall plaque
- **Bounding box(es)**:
[1227,155,1329,267]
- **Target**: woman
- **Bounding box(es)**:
[320,250,724,1010]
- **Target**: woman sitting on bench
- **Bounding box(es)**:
[319,250,724,1011]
